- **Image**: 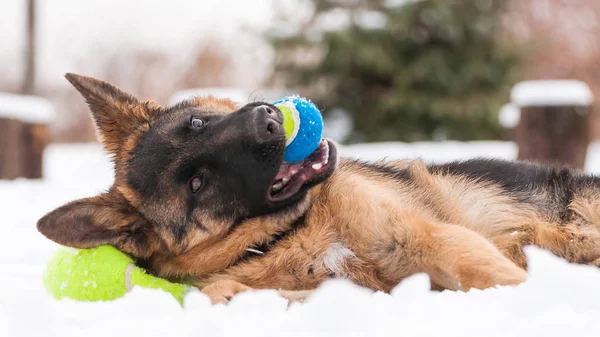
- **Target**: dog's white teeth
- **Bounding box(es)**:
[290,169,298,176]
[323,146,329,164]
[282,177,290,183]
[272,182,284,191]
[312,163,323,170]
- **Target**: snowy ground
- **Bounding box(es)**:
[2,141,600,337]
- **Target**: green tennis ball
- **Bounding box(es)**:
[278,103,299,143]
[43,245,190,304]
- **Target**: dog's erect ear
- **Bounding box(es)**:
[37,192,159,258]
[65,73,157,156]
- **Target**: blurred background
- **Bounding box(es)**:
[2,0,600,179]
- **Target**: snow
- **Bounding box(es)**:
[3,141,600,336]
[354,10,388,29]
[384,0,423,8]
[315,8,353,32]
[511,80,594,107]
[307,8,387,32]
[340,140,516,165]
[0,92,55,124]
[498,103,520,128]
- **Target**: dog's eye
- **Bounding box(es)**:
[190,117,204,128]
[190,175,203,194]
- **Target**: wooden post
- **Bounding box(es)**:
[0,118,25,179]
[21,122,49,178]
[0,93,53,179]
[510,80,593,170]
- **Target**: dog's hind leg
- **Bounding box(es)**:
[420,223,527,291]
[385,211,527,291]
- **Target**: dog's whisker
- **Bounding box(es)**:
[247,89,258,103]
[247,89,266,104]
[245,248,265,255]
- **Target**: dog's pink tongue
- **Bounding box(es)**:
[275,161,304,180]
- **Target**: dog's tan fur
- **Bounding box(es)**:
[38,74,600,304]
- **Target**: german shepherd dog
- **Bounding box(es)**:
[38,74,600,304]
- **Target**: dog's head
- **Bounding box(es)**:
[37,74,337,262]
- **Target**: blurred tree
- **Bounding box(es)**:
[269,0,520,143]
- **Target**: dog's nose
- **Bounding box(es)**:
[252,105,283,141]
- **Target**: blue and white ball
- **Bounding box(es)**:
[273,96,324,163]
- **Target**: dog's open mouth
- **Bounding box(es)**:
[268,139,337,202]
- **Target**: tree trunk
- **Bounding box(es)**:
[22,0,36,94]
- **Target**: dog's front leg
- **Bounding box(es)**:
[412,222,527,291]
[199,279,313,305]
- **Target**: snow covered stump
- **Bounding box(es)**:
[0,93,54,179]
[510,80,594,170]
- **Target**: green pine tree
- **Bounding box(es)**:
[269,0,520,143]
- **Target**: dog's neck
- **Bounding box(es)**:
[237,214,307,262]
[145,188,323,282]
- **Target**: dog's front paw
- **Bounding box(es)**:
[201,280,252,304]
[277,289,313,304]
[200,280,313,305]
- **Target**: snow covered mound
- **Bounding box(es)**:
[2,143,600,337]
[3,249,600,337]
[511,80,594,107]
[0,92,55,124]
